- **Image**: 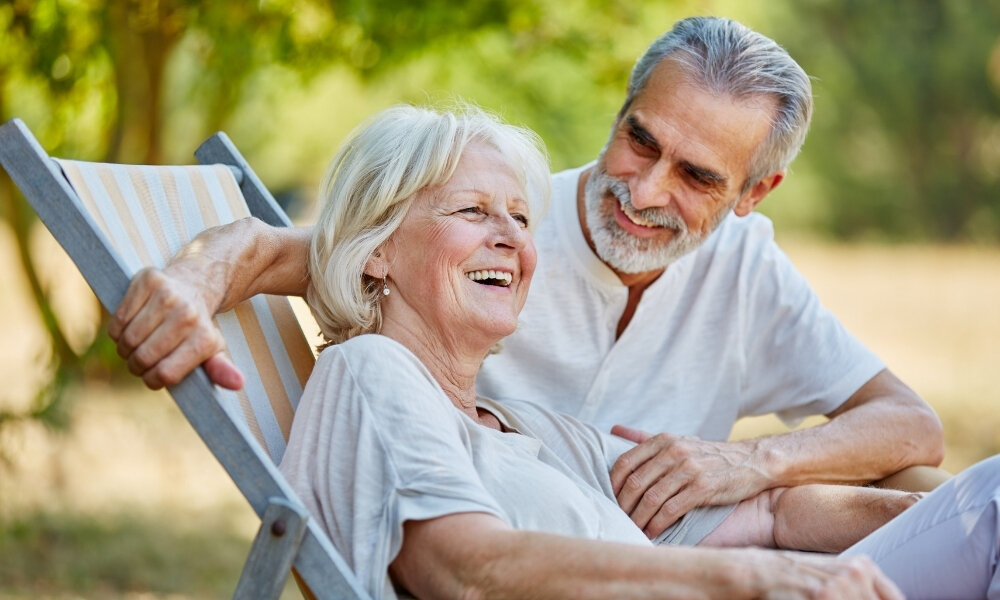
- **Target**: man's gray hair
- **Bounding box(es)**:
[622,17,813,191]
[308,103,550,346]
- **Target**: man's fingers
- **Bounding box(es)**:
[610,432,677,494]
[204,353,244,391]
[629,479,688,534]
[617,455,688,518]
[641,487,701,537]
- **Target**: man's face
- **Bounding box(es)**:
[584,59,777,275]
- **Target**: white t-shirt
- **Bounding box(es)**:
[477,164,885,439]
[279,335,653,600]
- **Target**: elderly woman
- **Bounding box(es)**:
[274,103,1000,600]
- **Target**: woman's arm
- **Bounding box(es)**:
[108,217,314,389]
[700,485,922,553]
[390,512,902,599]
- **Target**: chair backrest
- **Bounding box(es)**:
[0,118,369,599]
[56,159,313,464]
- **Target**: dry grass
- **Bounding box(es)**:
[731,237,1000,473]
[0,224,998,596]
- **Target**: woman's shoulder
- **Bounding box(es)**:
[317,334,422,370]
[312,334,441,398]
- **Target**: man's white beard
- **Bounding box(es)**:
[583,163,731,274]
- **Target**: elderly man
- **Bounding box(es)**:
[111,17,945,538]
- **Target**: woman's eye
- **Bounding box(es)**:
[458,206,483,215]
[513,214,529,227]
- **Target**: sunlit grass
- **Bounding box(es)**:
[0,510,250,598]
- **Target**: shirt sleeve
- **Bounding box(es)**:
[738,224,885,424]
[279,335,505,599]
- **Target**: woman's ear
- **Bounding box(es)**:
[364,248,388,279]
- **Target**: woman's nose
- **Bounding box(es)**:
[492,214,528,250]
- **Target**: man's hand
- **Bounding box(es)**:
[109,266,244,390]
[610,425,774,538]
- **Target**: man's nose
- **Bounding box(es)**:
[628,162,676,211]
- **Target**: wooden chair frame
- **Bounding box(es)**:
[0,118,369,600]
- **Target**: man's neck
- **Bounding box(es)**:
[576,167,663,337]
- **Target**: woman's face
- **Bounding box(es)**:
[378,142,537,351]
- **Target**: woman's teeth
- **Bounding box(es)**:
[466,270,513,287]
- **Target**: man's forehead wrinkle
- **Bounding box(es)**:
[627,106,730,182]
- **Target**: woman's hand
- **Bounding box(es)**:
[108,219,313,390]
[749,549,903,600]
[109,265,243,390]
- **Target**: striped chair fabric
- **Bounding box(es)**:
[56,159,315,465]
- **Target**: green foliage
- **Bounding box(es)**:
[771,0,1000,241]
[1,0,998,425]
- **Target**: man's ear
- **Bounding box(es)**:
[734,171,784,217]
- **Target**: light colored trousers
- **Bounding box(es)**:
[842,454,1000,599]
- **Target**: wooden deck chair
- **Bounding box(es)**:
[0,118,370,600]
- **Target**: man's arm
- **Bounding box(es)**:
[699,484,923,553]
[108,217,313,389]
[610,368,944,538]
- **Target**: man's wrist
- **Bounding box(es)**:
[743,436,790,489]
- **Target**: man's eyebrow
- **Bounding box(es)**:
[680,160,727,186]
[626,114,726,187]
[625,115,659,149]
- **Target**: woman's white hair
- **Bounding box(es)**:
[307,103,550,347]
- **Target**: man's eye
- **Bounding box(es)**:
[628,129,649,147]
[685,167,713,188]
[687,169,707,185]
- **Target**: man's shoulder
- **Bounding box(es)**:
[692,212,778,264]
[672,213,786,292]
[709,211,776,247]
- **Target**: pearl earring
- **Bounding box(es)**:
[382,276,390,296]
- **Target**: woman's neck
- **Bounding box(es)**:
[379,320,489,422]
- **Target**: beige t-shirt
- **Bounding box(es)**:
[280,334,730,600]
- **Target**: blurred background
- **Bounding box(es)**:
[1,0,998,597]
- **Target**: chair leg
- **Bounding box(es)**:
[233,498,309,599]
